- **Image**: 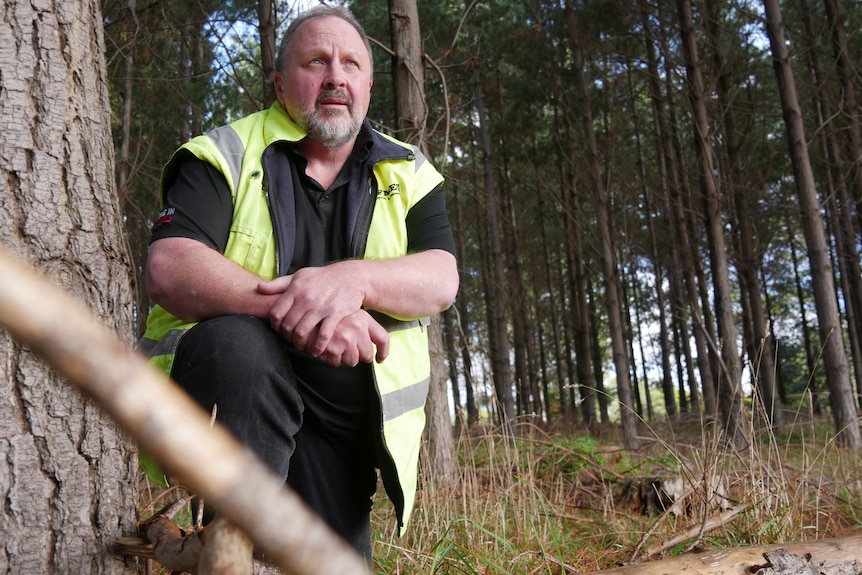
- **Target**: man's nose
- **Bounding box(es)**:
[324,65,346,88]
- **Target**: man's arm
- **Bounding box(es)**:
[146,236,394,366]
[146,237,278,322]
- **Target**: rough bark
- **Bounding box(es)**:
[762,0,861,450]
[0,0,138,572]
[389,0,426,142]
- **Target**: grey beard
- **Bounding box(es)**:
[300,109,363,149]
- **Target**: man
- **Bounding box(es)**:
[139,5,458,560]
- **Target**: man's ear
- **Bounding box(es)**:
[273,72,285,99]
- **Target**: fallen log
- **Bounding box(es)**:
[0,244,370,575]
[585,535,862,574]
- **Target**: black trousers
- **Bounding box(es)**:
[171,315,378,560]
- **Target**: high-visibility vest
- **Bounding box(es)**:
[140,101,444,535]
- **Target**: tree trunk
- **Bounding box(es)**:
[537,178,566,426]
[823,0,862,234]
[640,3,699,417]
[389,0,426,142]
[565,0,639,450]
[628,53,677,419]
[676,0,747,447]
[799,0,862,408]
[704,0,782,432]
[452,185,479,427]
[659,13,717,418]
[472,55,515,430]
[0,1,139,572]
[762,0,861,450]
[424,317,458,485]
[787,220,821,414]
[257,0,276,108]
[500,155,535,418]
[388,0,458,482]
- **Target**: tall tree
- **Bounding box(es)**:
[703,0,782,431]
[676,0,747,447]
[0,0,138,572]
[258,0,276,108]
[388,0,458,484]
[762,0,861,450]
[563,0,640,450]
[472,45,516,431]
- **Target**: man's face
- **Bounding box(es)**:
[274,16,373,149]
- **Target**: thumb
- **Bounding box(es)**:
[257,275,291,295]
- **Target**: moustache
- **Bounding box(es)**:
[316,89,353,109]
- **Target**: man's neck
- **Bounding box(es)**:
[299,137,356,190]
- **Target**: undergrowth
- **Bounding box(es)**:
[371,413,862,574]
[134,409,862,573]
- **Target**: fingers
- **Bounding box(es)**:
[310,311,389,368]
[369,320,390,362]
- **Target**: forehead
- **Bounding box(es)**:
[289,16,369,61]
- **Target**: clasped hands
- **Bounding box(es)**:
[258,263,389,368]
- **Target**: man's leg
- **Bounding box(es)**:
[287,359,379,561]
[171,315,304,479]
[170,314,378,558]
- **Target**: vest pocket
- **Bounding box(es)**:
[225,226,264,270]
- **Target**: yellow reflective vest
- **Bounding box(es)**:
[140,101,444,535]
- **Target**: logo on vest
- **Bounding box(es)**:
[377,183,401,200]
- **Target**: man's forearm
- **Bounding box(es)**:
[146,237,276,322]
[351,249,459,319]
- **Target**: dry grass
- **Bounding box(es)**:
[371,412,862,574]
[133,406,862,574]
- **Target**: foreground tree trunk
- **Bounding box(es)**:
[0,1,139,572]
[762,0,861,450]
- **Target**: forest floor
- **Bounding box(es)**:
[134,410,862,574]
[371,411,862,574]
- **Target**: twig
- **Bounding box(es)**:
[643,503,752,557]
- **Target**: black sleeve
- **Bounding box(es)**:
[405,184,456,256]
[150,150,233,253]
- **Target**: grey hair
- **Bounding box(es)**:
[274,5,374,75]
